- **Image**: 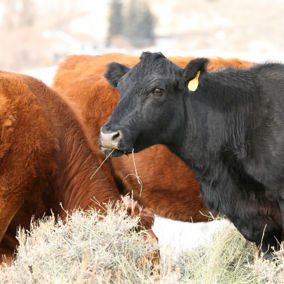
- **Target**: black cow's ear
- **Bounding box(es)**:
[104,62,131,88]
[182,58,209,90]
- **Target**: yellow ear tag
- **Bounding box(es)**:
[187,71,200,92]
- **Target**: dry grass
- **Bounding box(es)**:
[176,220,284,284]
[0,202,159,283]
[1,204,284,283]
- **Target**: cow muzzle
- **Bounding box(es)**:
[100,129,122,151]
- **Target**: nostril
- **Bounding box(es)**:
[112,131,120,141]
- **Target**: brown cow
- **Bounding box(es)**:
[52,53,255,222]
[0,71,158,264]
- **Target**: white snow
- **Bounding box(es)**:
[21,66,58,86]
[152,216,230,256]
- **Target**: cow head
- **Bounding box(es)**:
[100,52,208,157]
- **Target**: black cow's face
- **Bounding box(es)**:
[100,52,208,157]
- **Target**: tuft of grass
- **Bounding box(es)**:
[0,202,159,284]
[176,221,284,284]
[1,205,284,284]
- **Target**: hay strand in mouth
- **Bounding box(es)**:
[125,148,143,196]
[90,149,115,179]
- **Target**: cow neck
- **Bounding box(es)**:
[174,80,251,177]
[171,94,207,169]
[45,91,120,215]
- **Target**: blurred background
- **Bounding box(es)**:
[1,0,284,73]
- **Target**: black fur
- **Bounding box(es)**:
[182,57,208,85]
[100,52,284,259]
[104,62,130,88]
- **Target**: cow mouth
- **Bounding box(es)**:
[101,147,129,157]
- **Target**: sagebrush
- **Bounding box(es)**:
[1,203,284,284]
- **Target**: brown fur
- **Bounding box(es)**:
[52,53,256,222]
[0,70,158,265]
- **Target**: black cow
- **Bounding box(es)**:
[100,52,284,259]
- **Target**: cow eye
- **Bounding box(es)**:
[149,88,163,96]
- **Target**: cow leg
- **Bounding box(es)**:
[0,199,22,245]
[0,201,22,265]
[0,181,24,248]
[123,200,160,271]
[232,210,282,261]
[0,231,19,265]
[255,231,282,260]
